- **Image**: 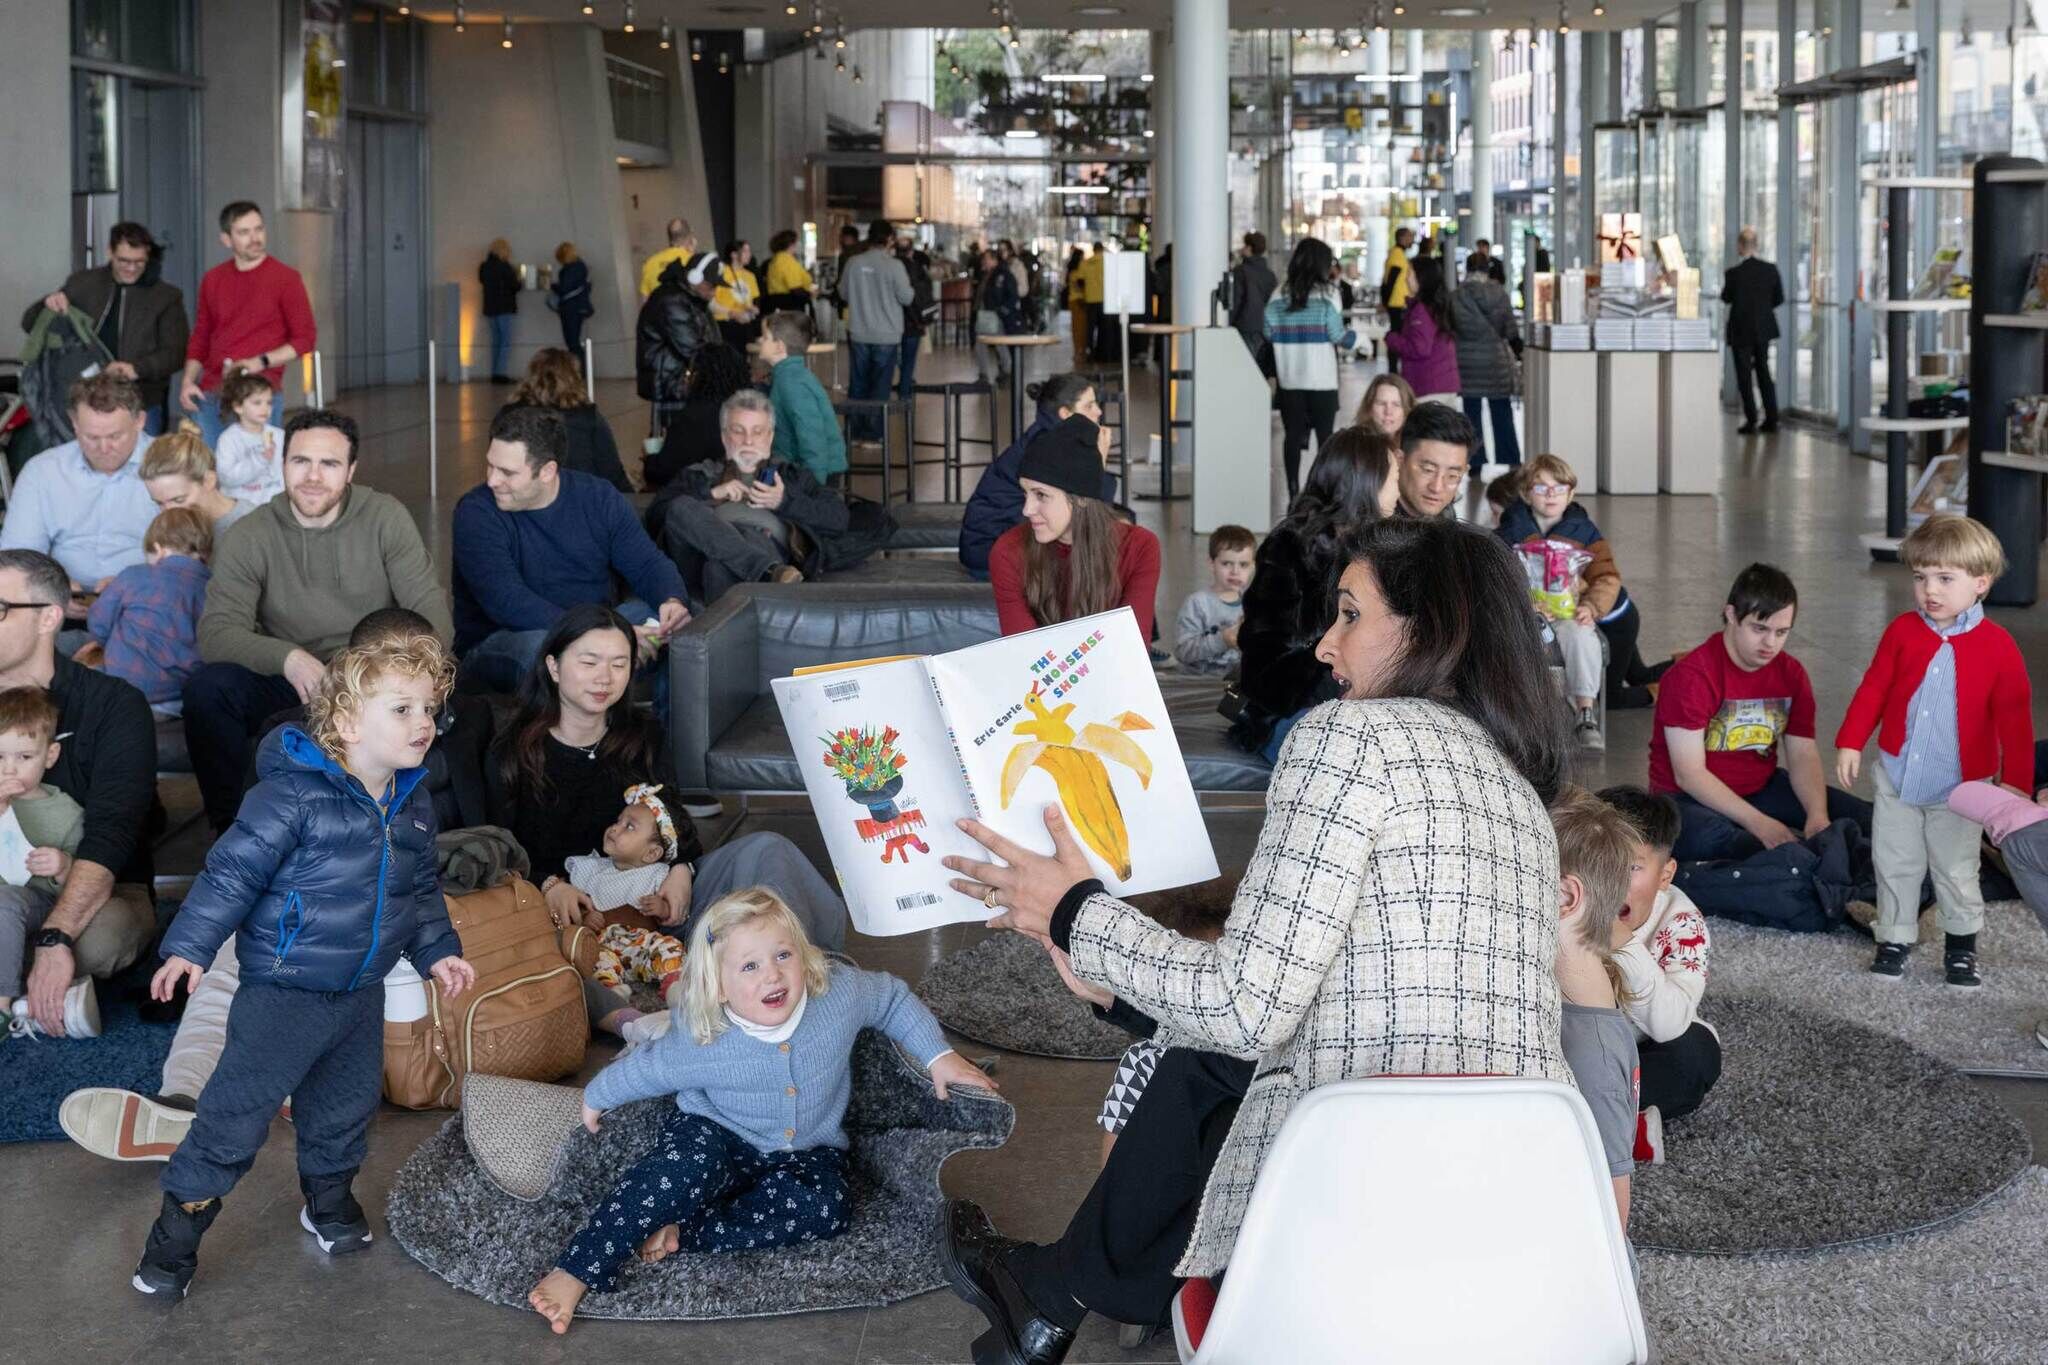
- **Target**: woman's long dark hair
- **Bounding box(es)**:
[1293,426,1393,527]
[1336,517,1569,801]
[1022,493,1124,628]
[1283,236,1337,311]
[1411,255,1453,331]
[494,604,662,806]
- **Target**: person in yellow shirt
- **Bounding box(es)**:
[1064,246,1088,363]
[639,217,696,298]
[713,239,763,347]
[1382,225,1416,374]
[761,229,815,314]
[1076,243,1107,363]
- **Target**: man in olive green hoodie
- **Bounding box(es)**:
[183,409,451,831]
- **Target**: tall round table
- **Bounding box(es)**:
[977,335,1062,445]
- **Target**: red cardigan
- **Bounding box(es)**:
[1833,611,2034,790]
[988,520,1161,640]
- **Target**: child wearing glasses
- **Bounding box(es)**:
[1495,454,1657,747]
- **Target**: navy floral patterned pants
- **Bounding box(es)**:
[558,1110,851,1292]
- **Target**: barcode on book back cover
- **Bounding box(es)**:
[895,892,940,911]
[823,680,860,702]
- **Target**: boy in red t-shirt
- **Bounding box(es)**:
[1648,563,1872,863]
[1834,516,2032,987]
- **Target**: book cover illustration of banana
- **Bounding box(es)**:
[769,609,1217,935]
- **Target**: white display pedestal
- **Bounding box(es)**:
[1192,326,1278,534]
[1658,350,1721,494]
[1525,347,1601,492]
[1597,352,1661,494]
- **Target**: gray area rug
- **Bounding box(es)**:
[917,932,1133,1060]
[1631,997,2031,1255]
[385,1030,1013,1320]
[1640,1168,2048,1365]
[1710,897,2048,1076]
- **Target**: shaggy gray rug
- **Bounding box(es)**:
[1710,897,2048,1076]
[385,1030,1013,1320]
[917,932,1133,1060]
[1631,997,2031,1255]
[1640,1168,2048,1364]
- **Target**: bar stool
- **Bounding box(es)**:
[977,334,1061,445]
[1130,323,1196,503]
[805,339,840,392]
[911,380,998,502]
[833,396,909,504]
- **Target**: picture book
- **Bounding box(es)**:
[2021,251,2048,313]
[769,608,1219,935]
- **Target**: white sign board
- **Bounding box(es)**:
[1103,252,1148,317]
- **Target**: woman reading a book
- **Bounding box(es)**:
[484,604,849,970]
[936,517,1572,1360]
[988,413,1161,640]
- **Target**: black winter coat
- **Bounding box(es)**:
[649,456,894,577]
[479,254,521,317]
[1229,512,1345,750]
[550,258,594,321]
[161,727,461,993]
[635,261,716,403]
[1721,256,1784,349]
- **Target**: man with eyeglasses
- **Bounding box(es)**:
[1391,401,1477,521]
[452,403,690,694]
[0,549,163,1038]
[22,222,189,436]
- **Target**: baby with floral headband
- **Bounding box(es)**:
[565,784,696,1039]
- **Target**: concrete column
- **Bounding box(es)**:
[0,0,71,319]
[1171,0,1227,331]
[1553,29,1570,265]
[1776,0,1797,400]
[1579,31,1609,265]
[1151,29,1174,259]
[1723,0,1744,403]
[887,29,933,109]
[1471,32,1495,247]
[733,61,774,246]
[1831,0,1860,429]
[1365,31,1392,291]
[1678,2,1708,106]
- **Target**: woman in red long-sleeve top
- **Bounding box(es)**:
[987,413,1160,639]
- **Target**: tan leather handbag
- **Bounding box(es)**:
[383,876,589,1110]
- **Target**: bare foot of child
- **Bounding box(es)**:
[637,1223,681,1263]
[528,1268,588,1334]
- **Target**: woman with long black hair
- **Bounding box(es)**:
[1262,236,1356,500]
[938,518,1573,1360]
[1384,255,1462,402]
[484,604,848,959]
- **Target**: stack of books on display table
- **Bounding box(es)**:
[1531,322,1592,350]
[1593,318,1640,349]
[1670,318,1717,350]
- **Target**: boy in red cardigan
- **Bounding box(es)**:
[1834,515,2033,986]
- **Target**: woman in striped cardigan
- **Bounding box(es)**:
[1263,236,1357,501]
[939,517,1574,1362]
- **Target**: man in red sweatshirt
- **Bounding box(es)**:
[179,202,316,448]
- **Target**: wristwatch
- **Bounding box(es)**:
[33,928,75,951]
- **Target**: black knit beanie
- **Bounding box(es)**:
[1017,414,1103,500]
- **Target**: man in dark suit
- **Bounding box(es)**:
[1721,226,1785,434]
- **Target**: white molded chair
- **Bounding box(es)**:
[1172,1076,1649,1365]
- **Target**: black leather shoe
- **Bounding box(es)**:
[1737,421,1758,435]
[940,1199,1077,1365]
[1759,419,1779,433]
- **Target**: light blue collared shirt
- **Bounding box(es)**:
[1881,603,1980,806]
[0,434,159,587]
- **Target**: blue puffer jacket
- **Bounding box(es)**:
[161,727,460,993]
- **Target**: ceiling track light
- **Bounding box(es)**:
[1392,1,1405,14]
[784,1,797,11]
[622,1,636,33]
[581,2,594,12]
[1591,1,1605,12]
[1557,6,1569,33]
[660,21,674,49]
[851,65,863,82]
[835,55,846,72]
[691,34,703,58]
[835,28,847,47]
[717,50,730,72]
[452,2,465,31]
[501,16,513,46]
[395,1,409,13]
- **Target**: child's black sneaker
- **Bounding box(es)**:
[1944,948,1983,988]
[1871,943,1911,977]
[132,1192,220,1297]
[299,1173,373,1254]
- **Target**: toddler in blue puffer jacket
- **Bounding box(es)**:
[130,634,477,1300]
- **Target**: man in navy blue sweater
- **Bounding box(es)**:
[452,405,691,694]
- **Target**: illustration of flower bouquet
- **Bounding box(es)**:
[822,725,929,862]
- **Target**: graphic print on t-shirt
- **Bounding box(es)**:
[1703,697,1791,756]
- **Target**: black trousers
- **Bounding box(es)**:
[1047,1048,1255,1327]
[1276,388,1339,499]
[1731,341,1778,425]
[1637,1021,1723,1122]
[183,664,302,833]
[1384,308,1404,371]
[1593,599,1651,700]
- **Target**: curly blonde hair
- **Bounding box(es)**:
[305,634,456,761]
[679,887,832,1044]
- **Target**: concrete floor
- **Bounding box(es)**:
[10,339,2048,1363]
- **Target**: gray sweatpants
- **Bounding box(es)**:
[1999,823,2048,940]
[686,831,849,952]
[0,883,60,998]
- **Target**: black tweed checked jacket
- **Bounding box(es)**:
[1066,697,1573,1275]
